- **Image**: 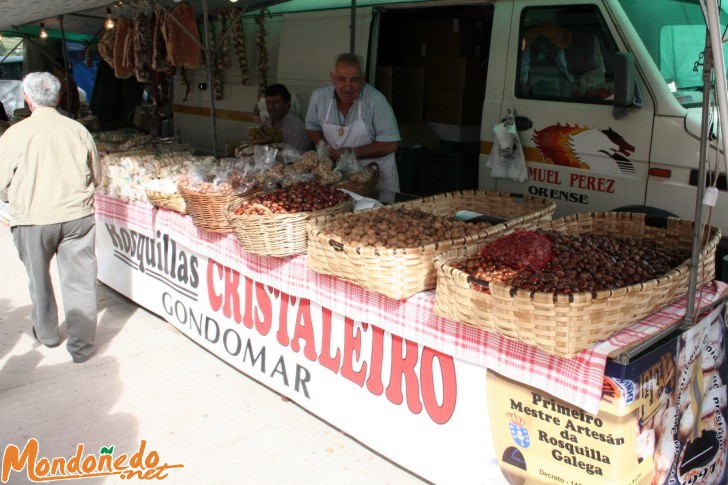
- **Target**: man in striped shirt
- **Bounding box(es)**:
[305,53,400,203]
[262,84,310,153]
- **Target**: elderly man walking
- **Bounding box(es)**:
[0,71,101,363]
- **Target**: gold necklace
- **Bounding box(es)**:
[337,103,351,137]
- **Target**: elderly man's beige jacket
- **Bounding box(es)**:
[0,107,101,227]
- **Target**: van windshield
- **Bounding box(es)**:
[618,0,728,108]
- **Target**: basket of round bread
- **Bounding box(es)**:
[432,211,720,358]
[305,190,556,300]
[225,180,353,257]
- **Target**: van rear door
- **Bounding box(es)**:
[484,1,655,218]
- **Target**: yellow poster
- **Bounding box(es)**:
[486,305,727,485]
[487,371,653,484]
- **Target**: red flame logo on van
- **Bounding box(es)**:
[532,123,636,175]
[532,123,588,169]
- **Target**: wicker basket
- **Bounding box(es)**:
[306,190,556,299]
[433,212,721,358]
[146,189,187,214]
[132,105,157,132]
[226,197,353,257]
[178,185,242,233]
[248,126,284,144]
[336,162,380,197]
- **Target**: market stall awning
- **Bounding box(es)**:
[0,0,293,41]
[0,0,439,42]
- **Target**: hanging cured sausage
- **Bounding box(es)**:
[151,8,171,73]
[98,28,116,68]
[218,9,231,71]
[179,66,191,102]
[255,11,269,102]
[122,18,136,75]
[230,8,249,84]
[133,12,153,82]
[113,16,134,78]
[84,44,97,67]
[162,2,202,69]
[209,27,224,100]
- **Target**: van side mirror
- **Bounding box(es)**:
[613,52,639,119]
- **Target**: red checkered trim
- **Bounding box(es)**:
[95,195,155,237]
[97,196,726,414]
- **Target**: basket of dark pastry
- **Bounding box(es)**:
[433,211,720,357]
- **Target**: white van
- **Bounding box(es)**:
[376,0,728,265]
[474,0,723,226]
[174,0,728,259]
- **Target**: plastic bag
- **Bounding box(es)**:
[279,145,302,165]
[226,159,258,194]
[213,170,232,187]
[340,189,383,212]
[281,169,316,187]
[486,113,528,183]
[186,165,214,186]
[254,144,278,171]
[335,149,360,178]
[316,139,330,161]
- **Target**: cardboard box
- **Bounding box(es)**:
[426,121,481,142]
[377,66,425,122]
[395,147,420,195]
[397,121,441,150]
[400,19,430,58]
[428,18,487,58]
[404,57,487,93]
[402,18,487,58]
[424,88,484,125]
[416,145,479,196]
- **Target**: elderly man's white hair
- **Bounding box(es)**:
[333,52,366,74]
[23,72,61,108]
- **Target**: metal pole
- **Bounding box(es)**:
[201,0,218,156]
[683,31,713,328]
[350,0,356,53]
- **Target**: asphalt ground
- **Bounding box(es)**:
[0,224,430,485]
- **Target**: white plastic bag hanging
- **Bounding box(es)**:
[486,112,528,183]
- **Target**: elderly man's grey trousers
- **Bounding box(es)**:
[12,215,97,362]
